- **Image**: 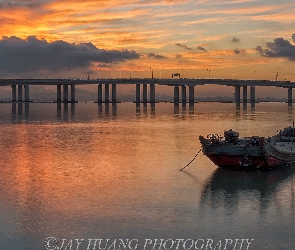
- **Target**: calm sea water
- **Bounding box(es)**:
[0,102,295,250]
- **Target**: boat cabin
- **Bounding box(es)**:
[224,129,239,143]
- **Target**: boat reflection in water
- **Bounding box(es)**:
[200,167,295,213]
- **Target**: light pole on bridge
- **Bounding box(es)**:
[150,67,154,79]
[207,69,211,78]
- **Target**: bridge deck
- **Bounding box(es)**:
[0,78,295,88]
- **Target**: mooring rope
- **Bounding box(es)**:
[179,148,202,171]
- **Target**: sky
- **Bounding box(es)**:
[0,0,295,82]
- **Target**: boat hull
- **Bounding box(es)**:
[199,135,266,169]
[263,139,295,168]
[206,154,266,169]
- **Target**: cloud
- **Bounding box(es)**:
[292,34,295,43]
[231,37,240,43]
[256,37,295,61]
[176,43,207,52]
[147,53,166,59]
[234,48,246,54]
[0,36,140,75]
[0,0,51,8]
[176,43,193,50]
[197,46,207,52]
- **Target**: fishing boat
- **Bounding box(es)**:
[199,126,295,169]
[199,129,265,169]
[263,126,295,168]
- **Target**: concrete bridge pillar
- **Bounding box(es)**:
[97,84,103,104]
[143,84,148,103]
[150,83,156,103]
[174,85,179,104]
[136,84,141,103]
[182,85,186,105]
[105,84,109,103]
[243,85,247,103]
[63,84,68,102]
[235,85,241,104]
[18,85,23,102]
[250,86,255,103]
[288,88,293,104]
[189,85,195,105]
[112,84,117,104]
[11,85,17,102]
[71,84,75,103]
[57,85,62,102]
[24,85,30,102]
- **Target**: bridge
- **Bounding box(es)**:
[1,78,295,104]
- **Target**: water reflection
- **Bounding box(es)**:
[240,102,256,112]
[201,167,295,214]
[136,103,141,117]
[18,103,23,120]
[59,103,76,121]
[8,102,295,124]
[251,102,255,112]
[174,103,195,116]
[112,104,117,117]
[11,103,28,121]
[96,103,118,119]
[12,103,16,121]
[63,103,68,121]
[150,103,156,117]
[57,103,61,120]
[174,104,179,115]
[98,103,103,119]
[135,103,157,118]
[288,104,293,122]
[71,103,75,120]
[288,103,293,113]
[25,103,29,120]
[2,101,295,250]
[8,101,265,123]
[11,103,79,122]
[143,103,148,116]
[189,103,194,114]
[235,106,240,118]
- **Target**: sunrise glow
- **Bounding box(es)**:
[0,0,295,80]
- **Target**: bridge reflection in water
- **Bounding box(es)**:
[11,102,167,122]
[9,101,295,123]
[12,103,30,121]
